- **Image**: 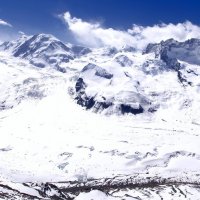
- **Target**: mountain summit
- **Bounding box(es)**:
[0,33,91,71]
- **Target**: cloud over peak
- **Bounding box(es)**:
[62,12,134,48]
[62,12,200,50]
[0,19,12,27]
[128,21,200,48]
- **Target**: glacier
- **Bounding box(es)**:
[0,34,200,199]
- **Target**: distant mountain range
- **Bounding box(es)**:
[1,33,200,117]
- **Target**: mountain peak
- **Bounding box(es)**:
[30,33,60,43]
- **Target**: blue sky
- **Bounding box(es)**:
[0,0,200,44]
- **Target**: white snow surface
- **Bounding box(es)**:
[0,35,200,198]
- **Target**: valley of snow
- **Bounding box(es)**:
[0,34,200,199]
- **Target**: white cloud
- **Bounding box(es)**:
[128,21,200,49]
[62,12,200,50]
[62,12,134,48]
[0,19,12,27]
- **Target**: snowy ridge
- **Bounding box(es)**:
[0,33,91,72]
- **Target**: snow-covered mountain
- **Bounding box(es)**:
[67,38,200,119]
[0,33,91,72]
[0,34,200,199]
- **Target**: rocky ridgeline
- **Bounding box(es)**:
[0,174,200,199]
